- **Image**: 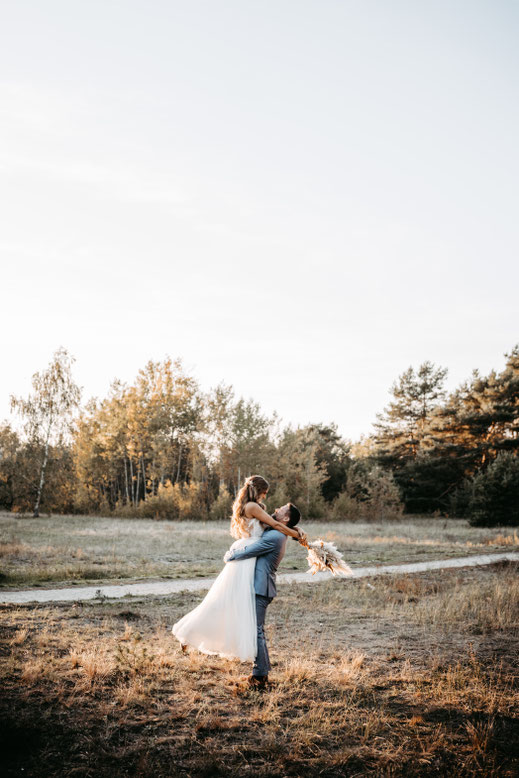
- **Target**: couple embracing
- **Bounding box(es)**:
[172,475,307,688]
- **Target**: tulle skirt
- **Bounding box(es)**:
[171,537,257,661]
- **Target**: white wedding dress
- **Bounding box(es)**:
[171,518,264,661]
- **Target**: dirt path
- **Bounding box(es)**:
[1,551,518,605]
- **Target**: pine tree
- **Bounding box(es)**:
[374,361,448,461]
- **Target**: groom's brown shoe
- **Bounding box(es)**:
[247,674,268,690]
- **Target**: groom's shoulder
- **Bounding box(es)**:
[269,529,287,545]
[262,526,284,540]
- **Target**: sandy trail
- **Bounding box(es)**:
[1,551,517,604]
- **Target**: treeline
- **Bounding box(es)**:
[0,349,402,522]
[1,346,518,525]
[367,348,519,525]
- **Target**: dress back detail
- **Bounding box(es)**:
[248,517,264,538]
[237,515,263,539]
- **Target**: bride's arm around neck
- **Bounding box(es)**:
[244,501,299,539]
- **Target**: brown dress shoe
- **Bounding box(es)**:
[247,675,268,690]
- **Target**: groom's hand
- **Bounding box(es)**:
[223,550,233,563]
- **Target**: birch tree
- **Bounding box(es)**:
[10,347,81,517]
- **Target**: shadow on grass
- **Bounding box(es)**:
[1,656,517,777]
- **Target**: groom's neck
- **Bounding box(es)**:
[269,513,288,528]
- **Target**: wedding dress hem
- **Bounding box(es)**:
[173,636,255,663]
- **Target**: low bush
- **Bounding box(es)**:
[331,463,404,521]
[464,452,519,527]
[112,480,208,521]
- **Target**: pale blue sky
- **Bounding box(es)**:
[1,1,518,440]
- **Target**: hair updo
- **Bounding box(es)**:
[230,474,269,539]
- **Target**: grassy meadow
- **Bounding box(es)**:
[1,558,518,776]
[1,514,518,775]
[1,512,519,588]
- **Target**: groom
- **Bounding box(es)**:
[223,502,303,689]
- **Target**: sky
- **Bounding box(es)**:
[1,0,518,441]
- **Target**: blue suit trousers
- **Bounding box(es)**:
[253,594,273,677]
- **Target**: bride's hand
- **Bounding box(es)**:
[294,526,307,544]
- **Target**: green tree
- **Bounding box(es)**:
[304,423,351,501]
[226,398,277,493]
[332,461,403,521]
[374,361,448,460]
[433,346,519,472]
[10,347,81,517]
[202,385,277,496]
[462,451,519,527]
[270,426,328,517]
[371,361,450,512]
[0,422,21,510]
[204,382,235,486]
[74,358,204,512]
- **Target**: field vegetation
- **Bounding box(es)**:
[1,560,517,776]
[1,513,518,588]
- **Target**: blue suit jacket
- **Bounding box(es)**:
[225,526,288,598]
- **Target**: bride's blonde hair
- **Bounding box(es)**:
[230,474,269,539]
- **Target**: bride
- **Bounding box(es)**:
[171,474,303,661]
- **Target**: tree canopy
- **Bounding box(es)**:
[2,344,518,526]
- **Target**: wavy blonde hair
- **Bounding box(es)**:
[230,475,269,539]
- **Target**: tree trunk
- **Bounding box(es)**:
[124,458,130,505]
[175,442,183,483]
[219,452,224,488]
[141,454,147,501]
[151,457,156,496]
[33,425,51,518]
[129,458,135,505]
[306,454,311,512]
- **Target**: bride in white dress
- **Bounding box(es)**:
[171,475,302,661]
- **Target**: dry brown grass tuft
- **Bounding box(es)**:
[481,531,519,547]
[9,627,28,645]
[70,645,118,684]
[465,716,496,755]
[0,540,29,557]
[337,649,366,681]
[20,657,48,685]
[412,571,519,633]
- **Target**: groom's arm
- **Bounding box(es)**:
[224,533,280,563]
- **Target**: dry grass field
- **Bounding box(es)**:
[1,512,518,588]
[1,558,518,777]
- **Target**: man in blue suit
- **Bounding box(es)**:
[223,502,303,688]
